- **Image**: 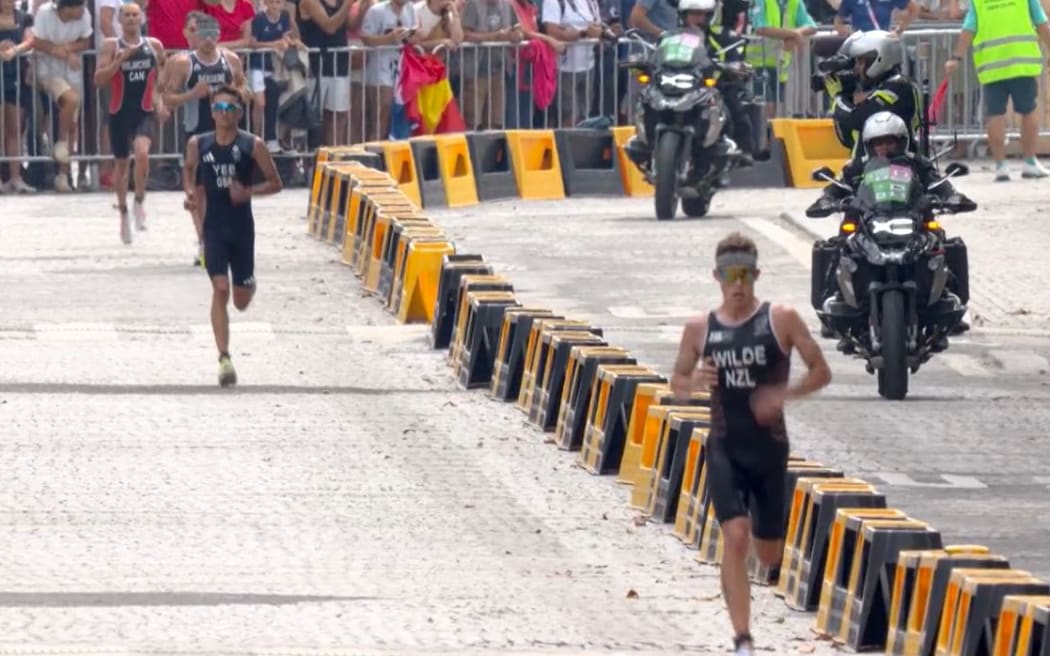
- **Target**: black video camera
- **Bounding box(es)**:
[810,54,858,95]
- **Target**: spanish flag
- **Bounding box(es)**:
[397,45,466,136]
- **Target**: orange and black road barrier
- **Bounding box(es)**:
[304,141,1047,656]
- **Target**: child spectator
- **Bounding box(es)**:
[249,0,300,151]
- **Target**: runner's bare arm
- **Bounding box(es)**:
[161,55,196,108]
[222,48,250,101]
[149,37,167,67]
[773,304,832,400]
[670,316,706,399]
[148,38,168,115]
[250,137,284,196]
[183,136,200,202]
[92,38,121,86]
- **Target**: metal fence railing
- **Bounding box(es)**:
[0,28,1044,190]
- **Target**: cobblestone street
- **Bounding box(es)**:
[0,191,839,654]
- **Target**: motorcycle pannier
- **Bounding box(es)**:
[811,239,839,311]
[943,237,969,306]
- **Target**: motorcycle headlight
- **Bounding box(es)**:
[659,72,698,93]
[868,216,916,241]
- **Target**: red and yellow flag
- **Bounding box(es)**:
[397,45,467,135]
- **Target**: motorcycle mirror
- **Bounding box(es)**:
[944,162,969,177]
[811,166,836,182]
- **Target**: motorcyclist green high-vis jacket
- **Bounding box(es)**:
[831,74,923,154]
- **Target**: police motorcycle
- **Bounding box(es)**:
[809,152,973,400]
[618,8,765,220]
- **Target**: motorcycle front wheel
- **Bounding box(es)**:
[878,289,909,400]
[654,131,681,221]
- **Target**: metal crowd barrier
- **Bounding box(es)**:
[0,27,1045,190]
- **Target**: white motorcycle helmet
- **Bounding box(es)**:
[677,0,717,22]
[842,30,904,88]
[862,111,910,157]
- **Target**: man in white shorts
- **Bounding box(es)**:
[31,0,93,192]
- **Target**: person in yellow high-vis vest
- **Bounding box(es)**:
[746,0,817,116]
[946,0,1050,180]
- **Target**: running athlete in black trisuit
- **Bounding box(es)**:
[93,2,167,243]
[162,11,247,267]
[670,232,831,656]
[183,86,282,387]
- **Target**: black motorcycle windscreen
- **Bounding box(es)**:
[856,157,920,214]
[654,29,713,69]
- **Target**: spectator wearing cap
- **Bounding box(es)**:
[32,0,92,192]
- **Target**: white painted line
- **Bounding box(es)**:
[192,322,281,342]
[230,322,276,340]
[32,322,119,342]
[608,305,697,320]
[937,353,994,378]
[346,324,430,345]
[873,472,987,489]
[740,216,814,270]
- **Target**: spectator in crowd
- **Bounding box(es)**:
[541,0,602,127]
[748,0,817,117]
[460,0,520,130]
[248,0,300,151]
[591,0,622,121]
[146,0,198,49]
[834,0,918,34]
[361,0,420,141]
[627,0,675,36]
[346,0,372,144]
[415,0,464,52]
[203,0,255,48]
[506,0,565,128]
[0,0,34,192]
[946,0,1050,179]
[415,0,462,106]
[300,0,352,145]
[32,0,92,192]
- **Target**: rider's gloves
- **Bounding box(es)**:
[823,73,843,98]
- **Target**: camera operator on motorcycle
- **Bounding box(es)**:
[811,110,976,350]
[624,0,760,178]
[805,29,974,215]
